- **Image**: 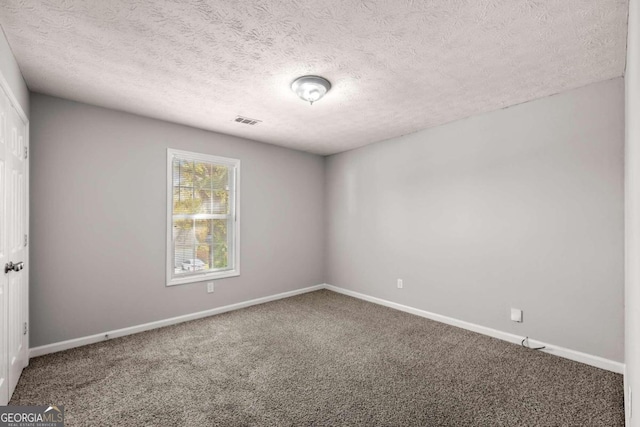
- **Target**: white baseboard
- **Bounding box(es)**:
[324,284,624,374]
[29,283,625,374]
[29,284,325,358]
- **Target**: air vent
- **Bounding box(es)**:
[233,116,261,126]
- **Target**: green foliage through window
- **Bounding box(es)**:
[172,155,235,275]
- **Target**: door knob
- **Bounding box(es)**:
[4,262,24,274]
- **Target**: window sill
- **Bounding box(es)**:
[166,270,240,287]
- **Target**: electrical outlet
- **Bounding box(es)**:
[397,279,403,289]
[207,282,214,293]
[511,308,523,323]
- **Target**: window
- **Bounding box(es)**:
[167,149,240,286]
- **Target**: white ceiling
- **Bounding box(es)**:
[0,0,629,155]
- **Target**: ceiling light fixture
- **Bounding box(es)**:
[291,75,331,105]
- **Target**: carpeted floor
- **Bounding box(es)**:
[11,290,624,426]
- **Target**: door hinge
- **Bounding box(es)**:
[23,322,27,335]
[24,234,27,247]
[24,146,28,159]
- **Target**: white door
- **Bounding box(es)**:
[0,80,9,405]
[0,83,28,405]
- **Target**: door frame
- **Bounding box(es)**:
[0,70,29,380]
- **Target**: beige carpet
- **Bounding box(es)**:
[11,290,624,426]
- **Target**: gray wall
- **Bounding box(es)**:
[325,78,624,362]
[30,77,625,364]
[29,93,324,347]
[0,26,28,117]
[626,0,640,422]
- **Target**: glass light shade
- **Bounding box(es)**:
[291,76,331,105]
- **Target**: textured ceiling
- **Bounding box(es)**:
[0,0,630,155]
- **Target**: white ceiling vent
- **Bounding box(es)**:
[233,116,261,126]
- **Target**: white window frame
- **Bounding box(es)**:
[166,148,240,286]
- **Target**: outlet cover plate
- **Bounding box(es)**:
[511,308,523,322]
